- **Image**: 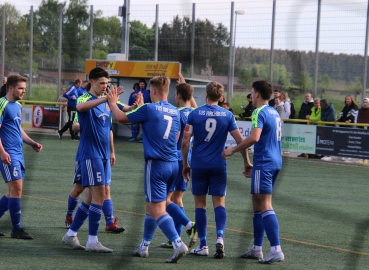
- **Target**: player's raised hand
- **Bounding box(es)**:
[177,72,186,84]
[0,151,11,164]
[135,92,144,107]
[107,84,119,104]
[117,86,124,96]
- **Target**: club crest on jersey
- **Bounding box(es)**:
[98,113,110,124]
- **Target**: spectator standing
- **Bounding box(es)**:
[280,92,291,119]
[268,89,280,107]
[336,95,359,125]
[297,92,314,121]
[273,97,284,119]
[57,87,68,126]
[296,92,314,158]
[0,77,7,98]
[240,93,254,118]
[127,79,151,142]
[357,98,369,126]
[58,79,83,140]
[320,99,336,122]
[306,98,321,122]
[218,95,226,107]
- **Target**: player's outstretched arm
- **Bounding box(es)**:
[107,85,130,123]
[21,128,42,152]
[76,96,108,112]
[181,127,192,181]
[229,129,252,177]
[222,127,261,159]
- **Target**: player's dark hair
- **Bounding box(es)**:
[252,80,273,100]
[133,83,139,90]
[139,78,147,88]
[206,81,224,102]
[89,67,109,80]
[150,76,170,95]
[86,83,91,92]
[176,83,193,102]
[7,75,27,88]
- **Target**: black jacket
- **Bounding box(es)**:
[241,102,254,118]
[338,103,359,123]
[298,101,314,119]
[0,84,6,98]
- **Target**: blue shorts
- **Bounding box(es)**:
[173,161,188,192]
[191,167,227,196]
[81,159,109,187]
[74,160,111,186]
[0,159,25,182]
[144,160,178,202]
[251,167,280,194]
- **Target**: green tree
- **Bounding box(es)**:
[347,76,362,101]
[93,16,122,56]
[296,71,313,91]
[238,68,253,87]
[129,20,154,60]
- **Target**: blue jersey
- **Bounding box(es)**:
[177,107,193,161]
[251,104,282,169]
[77,92,112,160]
[126,101,180,161]
[64,84,82,107]
[0,97,23,161]
[187,104,237,169]
[128,89,151,106]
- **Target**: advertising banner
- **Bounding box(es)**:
[85,60,181,79]
[281,124,317,154]
[225,120,252,147]
[32,106,60,130]
[316,126,369,159]
[21,105,33,127]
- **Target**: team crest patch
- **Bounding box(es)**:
[106,103,111,111]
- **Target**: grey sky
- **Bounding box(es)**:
[6,0,369,55]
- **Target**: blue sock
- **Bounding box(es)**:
[88,204,102,236]
[195,208,207,248]
[214,206,226,239]
[0,195,9,218]
[156,214,179,242]
[166,203,190,228]
[173,207,185,236]
[253,211,264,246]
[132,125,139,139]
[102,199,114,226]
[262,210,280,246]
[66,195,80,217]
[8,198,22,231]
[143,214,157,241]
[70,202,89,232]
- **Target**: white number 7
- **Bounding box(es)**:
[163,115,173,139]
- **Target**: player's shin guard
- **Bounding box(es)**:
[166,203,190,229]
[0,195,9,218]
[143,214,157,242]
[70,202,89,232]
[156,214,179,243]
[253,211,265,246]
[214,206,226,239]
[195,208,207,248]
[102,199,114,226]
[8,198,22,231]
[261,210,280,246]
[66,195,80,217]
[88,204,102,237]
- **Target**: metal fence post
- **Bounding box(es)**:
[28,6,33,99]
[57,4,62,99]
[227,2,234,100]
[2,6,5,81]
[89,5,93,60]
[154,4,158,61]
[313,0,322,97]
[363,0,369,101]
[190,3,195,77]
[269,0,276,83]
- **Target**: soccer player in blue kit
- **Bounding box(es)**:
[222,80,284,264]
[107,76,188,263]
[0,75,43,239]
[62,68,113,253]
[181,81,250,259]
